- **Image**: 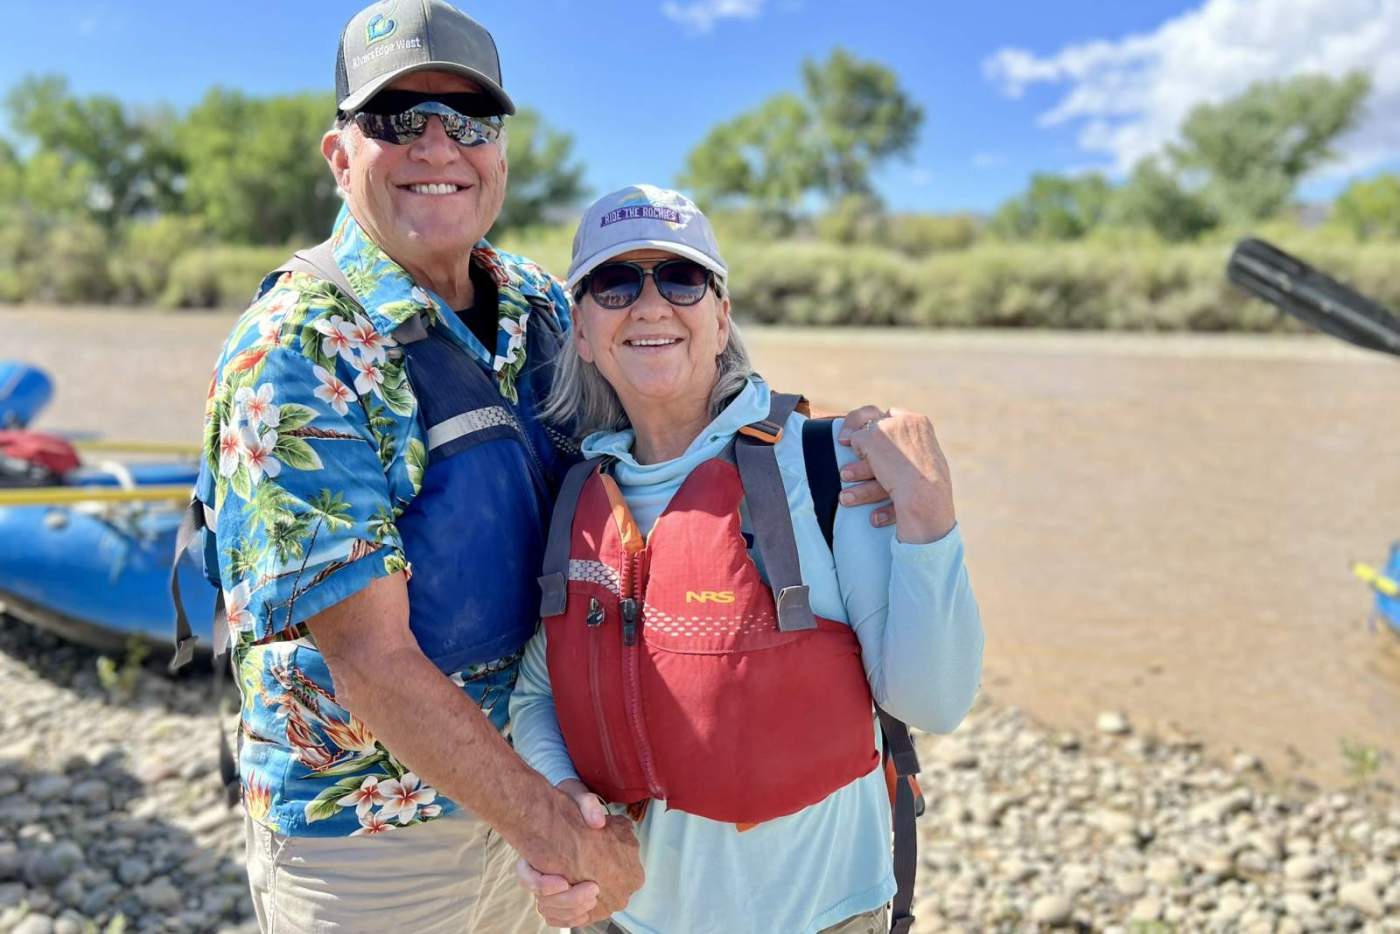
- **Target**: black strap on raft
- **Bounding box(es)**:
[801,415,923,934]
[733,392,816,632]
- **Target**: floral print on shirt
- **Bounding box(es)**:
[195,204,572,836]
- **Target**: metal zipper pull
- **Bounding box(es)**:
[586,597,604,628]
[620,598,639,646]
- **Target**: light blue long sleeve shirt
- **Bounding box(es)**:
[509,377,984,934]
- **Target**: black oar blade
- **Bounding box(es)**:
[1227,238,1400,357]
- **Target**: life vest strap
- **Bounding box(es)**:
[539,456,607,617]
[734,392,814,632]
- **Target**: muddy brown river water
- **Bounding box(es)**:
[7,307,1400,788]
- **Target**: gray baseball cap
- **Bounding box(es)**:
[567,185,728,290]
[336,0,515,115]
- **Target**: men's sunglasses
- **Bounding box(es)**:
[577,259,716,310]
[352,101,505,148]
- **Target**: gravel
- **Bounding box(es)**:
[1,611,1397,932]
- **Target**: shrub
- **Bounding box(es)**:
[160,244,290,308]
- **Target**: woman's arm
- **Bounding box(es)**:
[508,627,581,787]
[828,416,985,733]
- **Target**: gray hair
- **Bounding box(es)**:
[543,303,754,438]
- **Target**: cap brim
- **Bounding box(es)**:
[338,61,516,115]
[567,240,728,289]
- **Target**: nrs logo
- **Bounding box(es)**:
[685,591,735,604]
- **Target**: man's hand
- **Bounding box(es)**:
[515,780,615,927]
[843,407,955,544]
[833,404,898,526]
[308,577,642,921]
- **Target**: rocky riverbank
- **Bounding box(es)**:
[0,612,1396,933]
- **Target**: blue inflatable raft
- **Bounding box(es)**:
[0,363,216,658]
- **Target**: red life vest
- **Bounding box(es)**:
[541,450,879,824]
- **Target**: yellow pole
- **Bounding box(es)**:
[0,485,192,507]
[1352,562,1400,598]
[72,440,202,457]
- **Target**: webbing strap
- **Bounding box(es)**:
[733,392,814,632]
[168,496,203,673]
[538,457,605,617]
[276,240,359,306]
[800,417,840,550]
[888,770,918,934]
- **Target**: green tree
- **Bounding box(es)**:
[681,49,922,221]
[5,74,183,229]
[802,48,923,198]
[1332,173,1400,239]
[1105,157,1217,242]
[1170,72,1371,222]
[177,88,339,245]
[494,107,586,233]
[990,172,1112,240]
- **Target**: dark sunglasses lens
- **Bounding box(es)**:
[589,264,643,309]
[355,111,426,144]
[655,261,709,304]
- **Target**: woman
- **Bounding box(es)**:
[509,184,983,934]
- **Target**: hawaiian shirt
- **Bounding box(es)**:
[195,204,573,837]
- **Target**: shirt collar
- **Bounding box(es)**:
[327,204,554,339]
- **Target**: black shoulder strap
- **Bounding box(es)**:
[801,416,840,550]
[799,412,923,934]
[733,392,815,633]
[537,456,606,617]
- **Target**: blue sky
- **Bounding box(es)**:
[7,0,1398,214]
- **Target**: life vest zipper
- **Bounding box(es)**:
[586,596,624,792]
[621,549,664,798]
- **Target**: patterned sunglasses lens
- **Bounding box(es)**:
[654,261,709,305]
[588,264,644,309]
[354,105,502,147]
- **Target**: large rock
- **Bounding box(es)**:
[23,842,83,889]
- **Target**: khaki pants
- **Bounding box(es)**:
[245,810,548,933]
[578,904,887,934]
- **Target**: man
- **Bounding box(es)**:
[192,2,899,930]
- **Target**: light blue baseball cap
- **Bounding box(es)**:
[566,184,727,290]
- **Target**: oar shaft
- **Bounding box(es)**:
[0,484,192,506]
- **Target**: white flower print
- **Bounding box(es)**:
[376,772,437,825]
[313,315,358,362]
[351,356,385,398]
[410,286,433,308]
[347,315,391,364]
[335,776,387,818]
[240,428,282,483]
[224,580,253,632]
[256,291,298,343]
[218,425,242,478]
[236,384,280,430]
[351,809,393,836]
[312,365,357,416]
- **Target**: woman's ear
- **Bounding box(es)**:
[716,296,732,353]
[574,317,595,364]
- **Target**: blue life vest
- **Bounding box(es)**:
[392,304,571,671]
[172,242,575,677]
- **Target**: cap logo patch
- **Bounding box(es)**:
[600,205,682,227]
[366,13,398,45]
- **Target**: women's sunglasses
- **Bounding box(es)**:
[578,259,715,310]
[352,101,504,148]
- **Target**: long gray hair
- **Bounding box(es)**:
[542,305,755,438]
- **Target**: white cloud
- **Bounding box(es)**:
[662,0,765,34]
[983,0,1400,178]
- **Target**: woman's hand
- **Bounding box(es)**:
[841,408,955,544]
[515,779,614,928]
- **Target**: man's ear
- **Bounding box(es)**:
[322,129,351,194]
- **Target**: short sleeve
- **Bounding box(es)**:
[204,342,411,642]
